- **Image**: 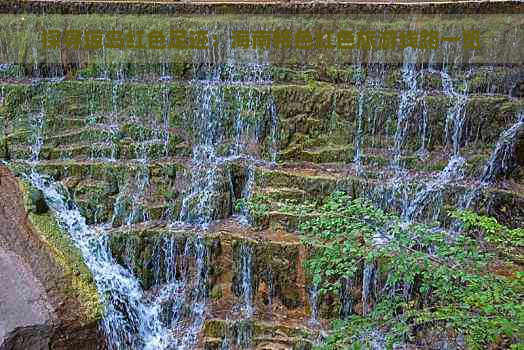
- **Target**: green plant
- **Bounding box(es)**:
[451,210,524,261]
[294,192,523,349]
[235,194,271,223]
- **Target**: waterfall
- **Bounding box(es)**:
[161,82,171,157]
[180,45,274,226]
[29,102,45,163]
[28,171,213,350]
[179,51,231,225]
[417,98,429,158]
[234,320,253,349]
[457,111,524,212]
[27,172,172,350]
[178,79,223,225]
[392,47,421,169]
[237,164,255,225]
[219,337,230,350]
[353,87,365,174]
[308,282,320,325]
[239,242,254,318]
[108,79,122,161]
[0,85,5,106]
[403,155,466,223]
[160,62,171,82]
[480,112,524,183]
[111,166,151,227]
[268,96,279,164]
[362,263,375,316]
[390,67,469,224]
[441,70,469,157]
[159,236,208,349]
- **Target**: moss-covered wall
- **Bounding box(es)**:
[17,179,103,321]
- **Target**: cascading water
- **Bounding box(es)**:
[237,164,255,225]
[239,242,254,318]
[29,102,45,163]
[370,48,423,219]
[111,166,151,227]
[20,47,267,350]
[178,77,225,225]
[441,70,469,157]
[417,98,429,158]
[219,337,230,350]
[27,172,172,350]
[392,47,421,170]
[180,45,274,226]
[29,171,212,350]
[308,282,320,325]
[0,85,5,106]
[403,155,466,223]
[0,11,520,350]
[379,63,471,224]
[234,320,253,349]
[480,112,524,184]
[353,87,365,174]
[151,235,208,349]
[457,111,524,212]
[161,82,171,157]
[361,263,375,316]
[107,79,122,161]
[268,96,279,164]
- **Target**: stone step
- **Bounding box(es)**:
[2,80,522,168]
[9,152,524,229]
[273,85,521,154]
[278,144,491,176]
[45,126,116,146]
[202,319,318,350]
[1,63,522,97]
[252,164,524,228]
[10,155,523,229]
[107,222,314,316]
[7,137,190,162]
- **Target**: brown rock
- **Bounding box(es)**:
[0,166,103,350]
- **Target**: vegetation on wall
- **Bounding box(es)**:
[262,191,524,349]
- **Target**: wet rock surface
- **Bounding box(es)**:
[0,166,102,350]
[0,6,522,348]
[0,245,53,347]
[0,0,520,15]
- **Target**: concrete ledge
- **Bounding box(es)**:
[0,0,521,15]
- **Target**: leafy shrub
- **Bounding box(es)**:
[295,192,523,349]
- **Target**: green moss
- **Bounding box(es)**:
[20,182,102,321]
[209,284,223,300]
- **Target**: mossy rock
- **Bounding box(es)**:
[18,180,102,321]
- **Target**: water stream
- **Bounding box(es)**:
[239,242,254,318]
[392,47,421,170]
[481,112,524,184]
[28,172,172,350]
[458,111,524,211]
[4,22,521,350]
[19,39,278,350]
